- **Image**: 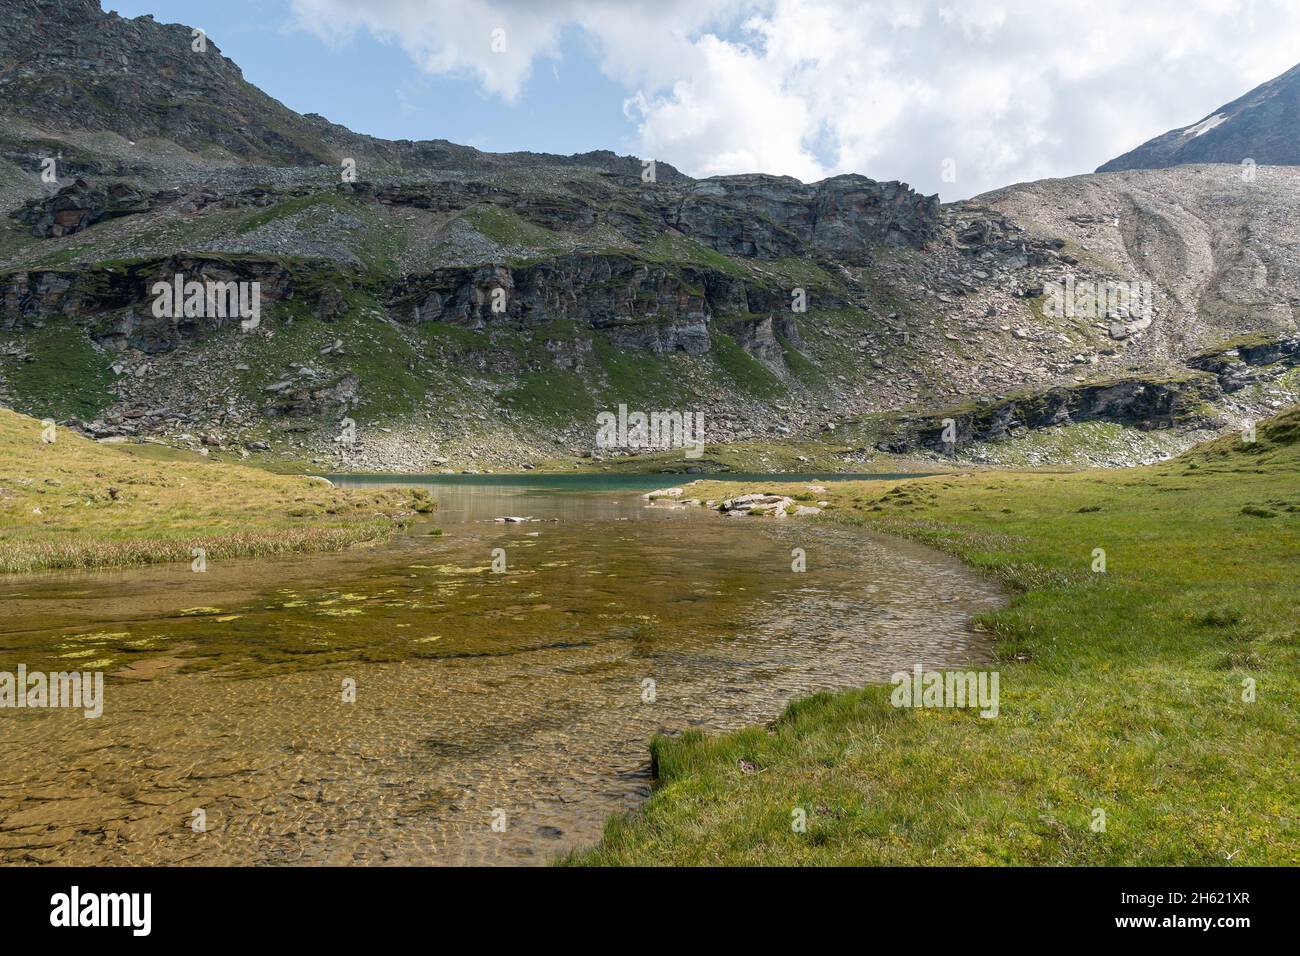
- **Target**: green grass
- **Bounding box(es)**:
[484,327,698,429]
[0,321,115,420]
[709,329,785,398]
[465,205,567,253]
[234,291,427,421]
[0,218,40,260]
[329,305,427,419]
[753,256,846,296]
[500,369,597,424]
[237,192,339,234]
[1192,332,1284,355]
[0,406,431,574]
[590,334,693,409]
[569,405,1300,865]
[641,234,749,278]
[776,331,821,385]
[422,321,492,354]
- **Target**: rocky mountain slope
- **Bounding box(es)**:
[1099,63,1300,172]
[1,0,1297,473]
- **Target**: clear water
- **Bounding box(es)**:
[0,476,1001,865]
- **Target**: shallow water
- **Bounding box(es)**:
[0,475,1002,865]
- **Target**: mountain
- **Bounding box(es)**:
[1099,63,1300,172]
[1,0,1297,473]
[0,0,667,180]
[0,0,346,166]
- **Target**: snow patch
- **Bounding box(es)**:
[1183,113,1229,138]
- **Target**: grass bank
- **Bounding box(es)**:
[570,406,1300,865]
[0,407,433,574]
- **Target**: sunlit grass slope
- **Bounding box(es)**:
[0,407,431,574]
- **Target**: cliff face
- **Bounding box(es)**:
[672,174,939,262]
[0,1,1295,472]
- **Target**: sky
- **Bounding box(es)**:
[104,0,1300,200]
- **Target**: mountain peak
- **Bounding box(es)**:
[1098,62,1300,172]
[0,0,340,165]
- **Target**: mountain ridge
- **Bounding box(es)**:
[1099,63,1300,172]
[0,0,1297,473]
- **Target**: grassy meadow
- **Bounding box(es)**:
[571,406,1300,865]
[0,406,432,574]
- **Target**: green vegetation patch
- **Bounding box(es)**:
[237,192,341,235]
[709,330,785,399]
[501,369,597,424]
[234,290,427,422]
[590,334,693,410]
[776,330,821,386]
[570,405,1300,865]
[1,321,115,420]
[0,406,429,574]
[641,234,749,278]
[465,205,567,252]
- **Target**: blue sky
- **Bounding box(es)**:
[105,0,634,156]
[102,1,1300,200]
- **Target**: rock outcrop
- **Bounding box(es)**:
[875,373,1224,454]
[10,179,153,237]
[0,255,334,352]
[0,0,1296,472]
[386,255,811,360]
[1187,336,1300,392]
[0,0,339,165]
[672,174,938,262]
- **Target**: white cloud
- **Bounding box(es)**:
[288,0,1300,199]
[624,33,824,181]
[288,0,575,102]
